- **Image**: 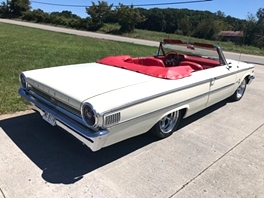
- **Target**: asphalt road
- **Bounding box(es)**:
[0,19,263,198]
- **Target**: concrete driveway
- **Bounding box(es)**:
[0,63,263,197]
[0,19,263,198]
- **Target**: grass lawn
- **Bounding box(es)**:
[0,22,158,114]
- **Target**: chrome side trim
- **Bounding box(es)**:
[214,66,254,80]
[238,66,255,72]
[103,66,254,116]
[19,88,109,151]
[214,72,236,80]
[209,83,235,94]
[108,90,209,129]
[102,78,211,115]
[107,80,236,129]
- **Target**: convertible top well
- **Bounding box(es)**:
[97,55,194,80]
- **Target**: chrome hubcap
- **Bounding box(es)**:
[159,111,179,134]
[237,80,246,99]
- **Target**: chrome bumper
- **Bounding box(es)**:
[18,88,109,152]
[247,75,255,85]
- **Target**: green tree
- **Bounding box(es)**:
[256,8,264,48]
[192,18,217,40]
[60,10,79,19]
[9,0,31,17]
[215,20,233,31]
[138,8,166,32]
[243,9,264,48]
[215,10,226,18]
[129,7,248,39]
[0,1,9,17]
[224,15,246,31]
[178,16,191,35]
[22,9,49,23]
[86,1,113,31]
[115,4,146,33]
[163,8,177,33]
[256,8,264,23]
[243,14,258,46]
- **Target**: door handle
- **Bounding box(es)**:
[211,78,216,85]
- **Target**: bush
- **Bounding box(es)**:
[21,10,34,21]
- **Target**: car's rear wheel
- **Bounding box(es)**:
[230,78,247,101]
[150,110,181,138]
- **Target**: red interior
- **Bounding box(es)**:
[97,55,220,80]
[183,55,220,69]
[127,57,166,67]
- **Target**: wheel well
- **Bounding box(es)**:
[245,75,251,84]
[151,107,188,130]
[180,108,187,118]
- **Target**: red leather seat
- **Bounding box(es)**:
[131,57,165,67]
[179,61,203,71]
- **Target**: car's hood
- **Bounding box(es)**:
[24,63,155,109]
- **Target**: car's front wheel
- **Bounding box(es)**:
[150,110,181,138]
[230,78,247,101]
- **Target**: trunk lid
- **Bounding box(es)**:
[24,63,155,108]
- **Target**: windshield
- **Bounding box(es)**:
[158,39,226,65]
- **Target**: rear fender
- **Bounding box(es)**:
[156,105,189,122]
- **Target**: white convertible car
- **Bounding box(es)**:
[19,39,255,151]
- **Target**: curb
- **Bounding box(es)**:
[0,110,34,121]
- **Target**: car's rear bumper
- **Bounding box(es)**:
[18,88,109,152]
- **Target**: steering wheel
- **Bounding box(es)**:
[165,51,180,66]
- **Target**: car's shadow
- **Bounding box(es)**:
[0,99,228,184]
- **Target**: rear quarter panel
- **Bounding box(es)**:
[86,70,214,147]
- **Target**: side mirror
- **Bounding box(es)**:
[227,63,232,70]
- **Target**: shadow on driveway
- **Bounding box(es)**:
[0,99,227,184]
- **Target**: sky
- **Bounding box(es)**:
[30,0,263,20]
